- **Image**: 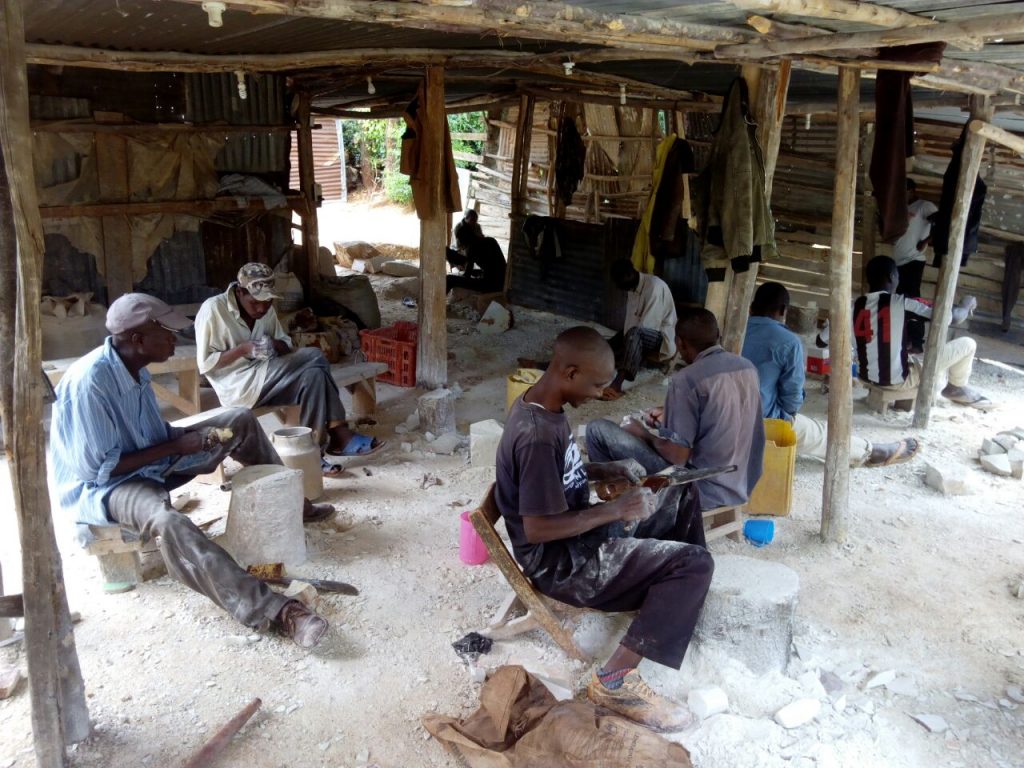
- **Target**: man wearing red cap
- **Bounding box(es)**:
[50,293,330,648]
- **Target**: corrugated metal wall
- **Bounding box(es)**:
[289,119,345,201]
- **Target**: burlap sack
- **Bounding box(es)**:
[423,666,692,768]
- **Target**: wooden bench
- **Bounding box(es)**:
[469,484,746,661]
[865,382,918,416]
[45,344,202,417]
[83,525,144,594]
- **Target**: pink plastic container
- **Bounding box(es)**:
[459,511,489,565]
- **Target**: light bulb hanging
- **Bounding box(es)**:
[619,84,627,106]
[366,76,376,96]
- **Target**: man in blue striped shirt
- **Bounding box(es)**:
[50,294,330,648]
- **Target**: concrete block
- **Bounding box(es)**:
[993,434,1019,453]
[688,686,729,720]
[352,253,390,274]
[477,302,511,334]
[695,555,799,675]
[923,462,970,496]
[774,698,820,729]
[981,437,1007,455]
[470,419,504,468]
[418,388,456,436]
[1006,449,1024,480]
[980,453,1014,477]
[784,305,820,335]
[283,580,317,607]
[426,432,463,455]
[223,465,306,568]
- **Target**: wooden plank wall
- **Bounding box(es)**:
[466,104,1024,327]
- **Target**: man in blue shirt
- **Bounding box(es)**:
[741,282,918,467]
[51,294,331,647]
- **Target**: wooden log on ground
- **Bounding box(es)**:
[821,67,860,544]
[0,0,90,761]
[913,110,990,429]
[416,65,450,390]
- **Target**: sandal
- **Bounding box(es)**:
[323,433,387,465]
[322,459,344,478]
[944,389,995,411]
[862,438,920,468]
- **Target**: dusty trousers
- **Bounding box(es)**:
[256,347,347,444]
[105,408,289,628]
[528,486,714,670]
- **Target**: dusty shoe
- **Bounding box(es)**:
[586,671,692,732]
[277,600,328,649]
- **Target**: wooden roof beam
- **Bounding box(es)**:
[734,0,984,51]
[715,12,1024,60]
[169,0,750,52]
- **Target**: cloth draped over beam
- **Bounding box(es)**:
[693,78,776,282]
[554,115,586,208]
[932,123,988,270]
[632,133,695,275]
[869,43,947,243]
[400,79,461,220]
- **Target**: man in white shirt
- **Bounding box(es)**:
[892,179,939,353]
[601,260,678,400]
[195,263,384,473]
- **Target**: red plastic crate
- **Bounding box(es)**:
[360,321,418,387]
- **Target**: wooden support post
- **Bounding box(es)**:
[94,133,132,301]
[504,94,535,294]
[858,123,876,294]
[296,92,319,292]
[416,65,449,389]
[820,67,860,544]
[0,0,90,761]
[721,62,791,353]
[912,103,991,429]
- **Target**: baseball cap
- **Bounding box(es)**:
[106,293,192,335]
[237,262,282,301]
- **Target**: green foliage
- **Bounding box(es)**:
[340,111,486,203]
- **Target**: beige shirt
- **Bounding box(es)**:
[624,272,677,360]
[195,284,293,408]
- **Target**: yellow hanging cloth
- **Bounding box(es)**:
[631,133,677,274]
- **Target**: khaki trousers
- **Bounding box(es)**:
[792,413,871,467]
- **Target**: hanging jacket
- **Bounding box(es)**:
[400,80,462,220]
[693,78,776,276]
[631,134,695,274]
[555,116,586,207]
[932,125,987,269]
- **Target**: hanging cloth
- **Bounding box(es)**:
[632,134,695,274]
[693,78,776,281]
[400,80,462,220]
[932,124,988,270]
[554,116,586,207]
[868,43,946,243]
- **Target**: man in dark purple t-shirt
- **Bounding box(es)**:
[495,326,713,733]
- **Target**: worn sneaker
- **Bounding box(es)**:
[586,671,693,732]
[277,600,328,649]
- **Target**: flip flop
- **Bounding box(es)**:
[303,502,336,523]
[945,391,995,411]
[322,459,344,478]
[323,434,387,465]
[598,387,625,402]
[863,438,920,468]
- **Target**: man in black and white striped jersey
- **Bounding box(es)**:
[820,256,993,411]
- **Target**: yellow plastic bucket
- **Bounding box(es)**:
[506,368,543,411]
[747,418,797,517]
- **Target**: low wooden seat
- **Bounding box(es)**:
[469,484,746,660]
[865,382,918,415]
[83,525,144,593]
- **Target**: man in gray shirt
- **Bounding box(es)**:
[587,309,765,510]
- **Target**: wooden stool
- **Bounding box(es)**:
[469,486,747,660]
[84,525,143,593]
[865,383,918,416]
